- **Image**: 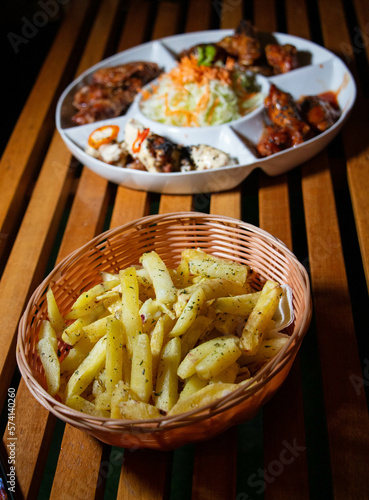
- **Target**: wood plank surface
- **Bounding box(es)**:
[191,4,242,500]
[1,1,369,499]
[1,2,120,499]
[254,2,310,498]
[339,0,369,290]
[302,1,369,496]
[0,0,93,263]
[116,2,191,499]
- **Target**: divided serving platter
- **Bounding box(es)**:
[56,29,356,194]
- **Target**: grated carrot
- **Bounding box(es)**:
[167,55,233,87]
[140,53,261,127]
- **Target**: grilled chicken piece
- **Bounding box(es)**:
[124,120,235,172]
[124,119,181,173]
[217,20,261,66]
[72,86,140,125]
[265,44,298,74]
[92,62,161,87]
[72,85,136,124]
[72,100,125,125]
[297,95,341,133]
[256,125,293,156]
[264,84,310,145]
[71,62,162,125]
[73,84,117,109]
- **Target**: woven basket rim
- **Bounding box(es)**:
[17,212,312,434]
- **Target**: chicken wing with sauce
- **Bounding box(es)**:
[257,85,341,157]
[217,19,261,66]
[71,61,162,125]
[256,125,293,157]
[264,84,310,144]
[297,94,341,133]
[265,44,298,74]
[92,61,161,87]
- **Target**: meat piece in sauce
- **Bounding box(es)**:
[72,85,136,124]
[297,94,341,133]
[256,125,293,157]
[257,86,341,157]
[71,61,162,125]
[124,119,181,173]
[264,84,310,145]
[217,19,261,66]
[92,61,161,87]
[72,100,124,125]
[265,44,298,74]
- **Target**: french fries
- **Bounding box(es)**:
[37,320,60,396]
[37,248,292,419]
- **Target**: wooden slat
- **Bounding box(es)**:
[191,4,242,500]
[110,187,149,228]
[159,195,193,214]
[115,3,190,499]
[1,1,121,498]
[184,0,212,32]
[1,133,72,497]
[49,169,111,498]
[0,131,72,407]
[254,2,309,497]
[300,1,369,496]
[0,0,92,263]
[57,169,109,258]
[210,189,241,218]
[2,1,368,499]
[50,1,145,499]
[151,1,183,41]
[302,156,369,496]
[191,427,238,500]
[51,427,104,500]
[339,0,369,289]
[258,175,309,500]
[117,450,171,500]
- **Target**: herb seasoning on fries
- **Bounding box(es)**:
[37,249,293,419]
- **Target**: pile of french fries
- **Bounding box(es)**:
[36,248,292,419]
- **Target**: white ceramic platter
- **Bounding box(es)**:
[56,30,356,194]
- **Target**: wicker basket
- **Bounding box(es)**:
[17,212,312,450]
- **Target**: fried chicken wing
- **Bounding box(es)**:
[264,84,310,144]
[297,94,341,133]
[256,125,293,156]
[71,100,124,125]
[92,61,161,87]
[265,44,298,74]
[217,20,261,66]
[257,85,341,157]
[71,87,138,125]
[71,61,162,125]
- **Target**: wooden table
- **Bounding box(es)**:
[1,0,369,498]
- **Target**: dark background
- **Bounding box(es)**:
[1,0,62,153]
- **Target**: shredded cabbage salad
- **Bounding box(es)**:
[140,56,263,127]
